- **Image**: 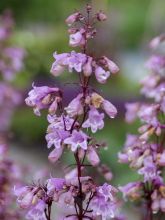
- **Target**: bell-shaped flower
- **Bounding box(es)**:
[65,12,80,26]
[65,93,83,117]
[82,107,104,133]
[102,99,117,118]
[86,146,100,166]
[25,85,59,116]
[83,56,93,76]
[64,130,88,152]
[95,65,110,84]
[69,31,85,47]
[48,147,64,163]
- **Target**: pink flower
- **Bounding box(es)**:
[96,11,107,21]
[82,107,104,133]
[95,65,110,84]
[102,56,119,74]
[64,130,88,152]
[65,12,80,26]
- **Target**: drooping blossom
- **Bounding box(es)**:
[25,85,60,116]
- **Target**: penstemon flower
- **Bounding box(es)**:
[17,4,121,220]
[118,34,165,220]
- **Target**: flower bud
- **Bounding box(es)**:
[65,12,80,26]
[96,11,107,21]
[48,147,63,163]
[95,66,110,84]
[83,57,93,76]
[102,100,117,118]
[87,147,100,166]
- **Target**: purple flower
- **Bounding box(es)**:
[68,51,87,72]
[82,107,104,133]
[65,93,83,117]
[51,51,87,76]
[95,65,110,84]
[14,186,37,209]
[51,52,69,76]
[138,156,159,182]
[25,85,59,116]
[69,31,85,47]
[125,102,140,123]
[47,178,66,194]
[119,182,142,201]
[96,11,107,21]
[90,196,117,220]
[90,183,118,219]
[101,56,119,74]
[64,130,88,152]
[46,129,69,149]
[0,47,25,81]
[157,151,165,166]
[26,200,46,220]
[83,56,93,76]
[65,12,80,26]
[48,147,64,163]
[86,147,100,166]
[98,183,118,201]
[146,55,165,75]
[102,99,117,118]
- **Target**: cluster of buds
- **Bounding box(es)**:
[18,5,121,220]
[65,5,107,49]
[118,34,165,219]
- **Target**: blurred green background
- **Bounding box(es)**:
[0,0,164,188]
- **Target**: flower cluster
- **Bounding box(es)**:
[0,11,26,219]
[0,11,25,132]
[17,5,121,220]
[118,34,165,218]
[0,141,24,220]
[15,178,119,220]
[51,51,119,84]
